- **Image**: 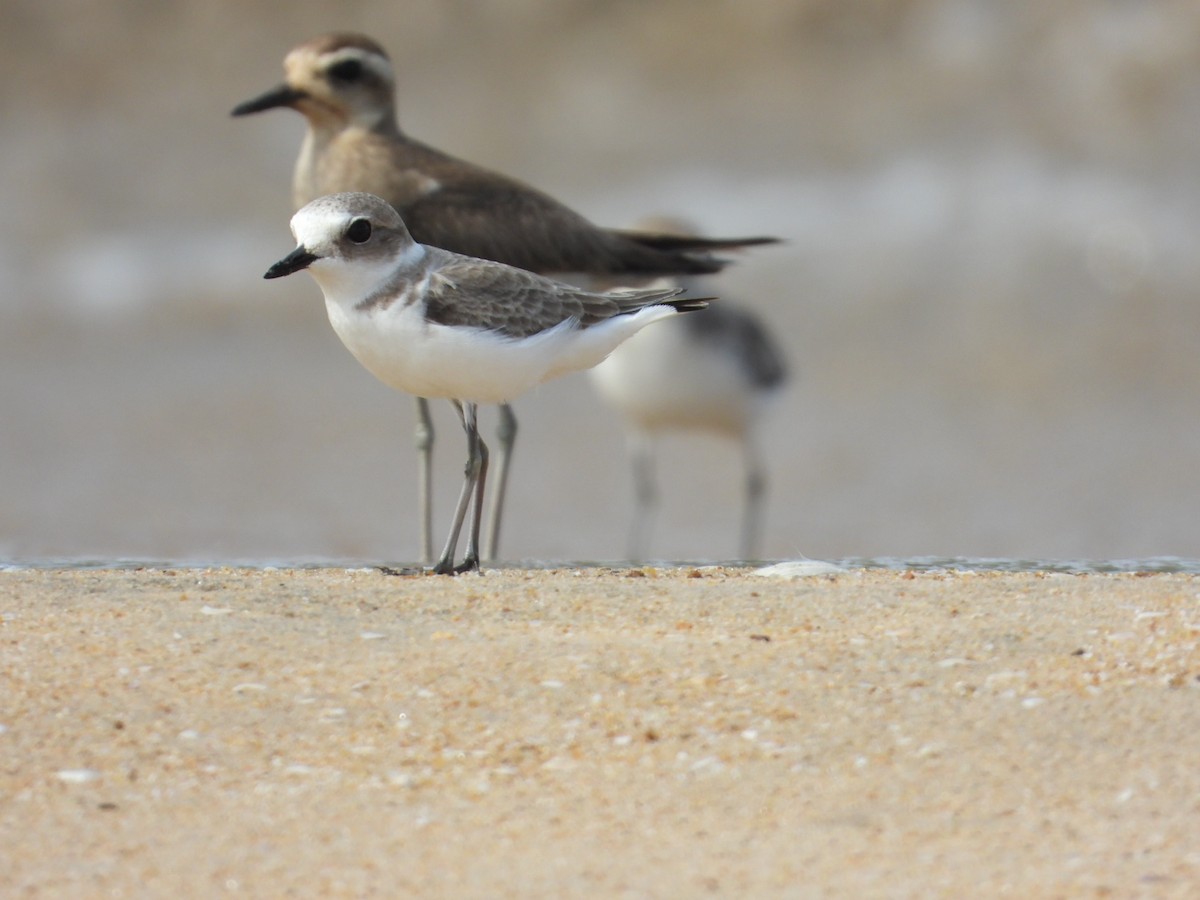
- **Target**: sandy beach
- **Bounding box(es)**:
[2,565,1197,897]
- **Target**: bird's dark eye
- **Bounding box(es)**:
[329,59,364,82]
[346,218,372,244]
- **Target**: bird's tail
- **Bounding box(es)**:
[664,296,712,313]
[615,231,781,254]
[611,286,711,316]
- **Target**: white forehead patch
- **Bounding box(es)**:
[290,201,352,249]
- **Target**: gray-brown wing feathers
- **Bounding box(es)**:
[421,256,687,339]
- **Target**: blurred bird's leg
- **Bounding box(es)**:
[483,403,517,561]
[628,431,657,562]
[741,434,767,562]
[414,397,435,563]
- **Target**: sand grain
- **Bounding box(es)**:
[2,567,1197,896]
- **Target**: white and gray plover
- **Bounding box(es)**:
[263,192,709,574]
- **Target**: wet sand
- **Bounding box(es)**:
[2,566,1198,897]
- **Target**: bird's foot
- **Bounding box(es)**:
[427,555,481,576]
[453,555,481,575]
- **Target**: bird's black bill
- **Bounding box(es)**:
[231,84,307,116]
[263,247,318,279]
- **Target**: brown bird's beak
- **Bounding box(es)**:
[231,84,307,117]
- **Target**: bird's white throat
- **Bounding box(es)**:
[307,249,420,309]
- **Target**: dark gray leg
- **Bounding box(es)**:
[414,396,435,563]
[462,414,489,572]
[483,403,517,561]
[432,401,487,575]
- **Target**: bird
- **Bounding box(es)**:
[262,192,710,574]
[589,219,789,561]
[232,31,777,564]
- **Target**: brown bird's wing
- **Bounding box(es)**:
[374,137,734,278]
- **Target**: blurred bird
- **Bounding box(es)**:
[589,217,789,561]
[233,32,777,564]
[263,193,708,574]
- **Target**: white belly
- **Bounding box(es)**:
[326,299,676,405]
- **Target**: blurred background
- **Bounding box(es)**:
[2,0,1198,564]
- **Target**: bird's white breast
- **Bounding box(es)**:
[325,297,680,405]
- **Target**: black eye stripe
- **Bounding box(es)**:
[329,59,364,82]
[346,218,372,243]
